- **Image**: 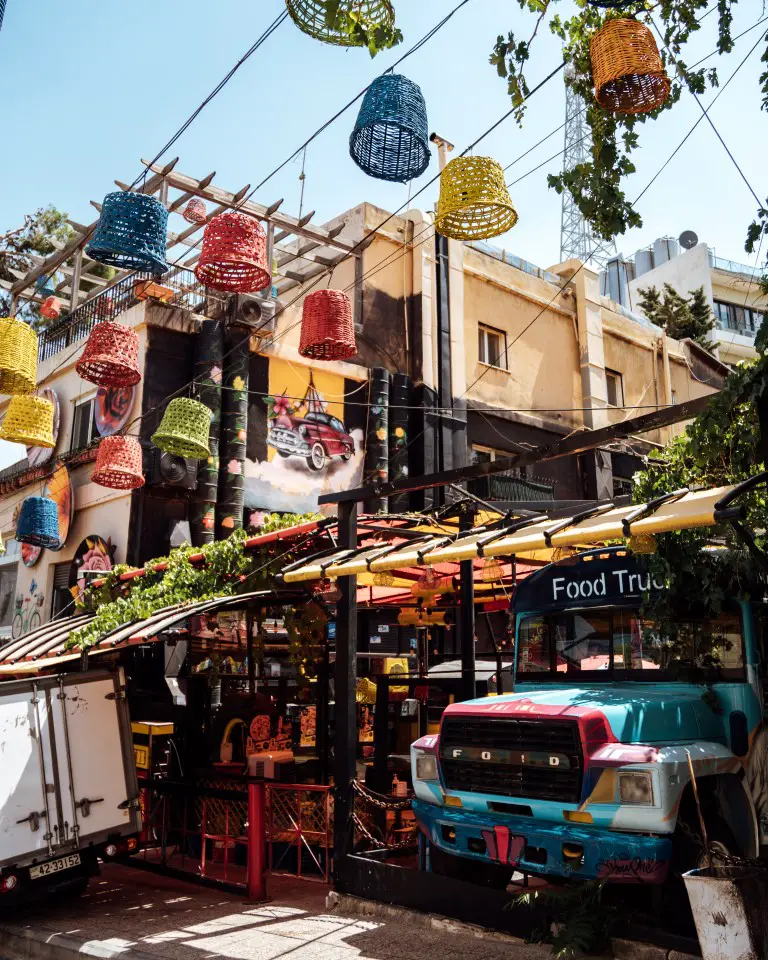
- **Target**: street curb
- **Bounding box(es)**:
[0,921,161,960]
[326,891,555,952]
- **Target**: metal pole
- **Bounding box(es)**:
[459,504,477,701]
[333,501,358,876]
[247,781,267,901]
[69,249,83,314]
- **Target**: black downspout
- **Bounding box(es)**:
[459,502,477,701]
[435,233,454,506]
[190,319,223,546]
[216,325,250,537]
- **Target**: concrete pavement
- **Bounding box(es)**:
[0,864,553,960]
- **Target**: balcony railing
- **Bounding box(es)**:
[38,269,213,364]
[468,471,555,503]
[708,251,764,280]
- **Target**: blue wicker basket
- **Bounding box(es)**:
[87,192,170,274]
[16,496,60,549]
[349,74,430,183]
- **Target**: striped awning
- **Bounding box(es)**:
[282,484,740,584]
[0,591,276,676]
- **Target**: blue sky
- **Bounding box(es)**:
[0,0,766,468]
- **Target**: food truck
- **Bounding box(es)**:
[411,547,768,885]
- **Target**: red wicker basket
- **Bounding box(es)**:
[92,435,145,490]
[299,290,356,361]
[183,198,207,225]
[194,212,270,293]
[40,296,62,321]
[76,321,141,387]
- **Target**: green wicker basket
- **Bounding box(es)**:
[152,398,211,460]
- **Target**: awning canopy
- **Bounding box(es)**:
[282,484,740,584]
[0,591,277,676]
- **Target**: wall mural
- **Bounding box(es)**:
[12,579,44,639]
[69,536,116,602]
[244,359,365,516]
[95,385,135,437]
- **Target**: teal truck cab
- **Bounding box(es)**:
[411,547,768,884]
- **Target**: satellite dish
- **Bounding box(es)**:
[679,230,699,250]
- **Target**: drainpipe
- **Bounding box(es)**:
[216,325,250,537]
[388,373,411,514]
[660,332,674,444]
[190,320,223,546]
[363,368,390,514]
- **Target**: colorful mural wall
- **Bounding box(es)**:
[244,358,365,516]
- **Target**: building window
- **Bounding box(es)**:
[51,563,73,620]
[613,476,634,498]
[0,539,20,639]
[605,369,624,407]
[478,324,507,370]
[71,396,98,450]
[713,300,764,338]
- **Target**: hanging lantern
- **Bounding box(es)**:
[350,74,430,183]
[76,321,141,387]
[16,496,60,549]
[0,395,55,448]
[299,290,356,361]
[183,197,207,225]
[411,567,440,598]
[590,19,670,115]
[435,156,518,241]
[482,557,504,583]
[373,571,395,588]
[0,318,38,395]
[152,398,211,460]
[86,191,170,274]
[92,435,145,490]
[40,296,62,321]
[552,546,578,562]
[629,533,657,555]
[286,0,395,47]
[315,577,342,603]
[194,212,270,293]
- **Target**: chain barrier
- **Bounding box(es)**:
[352,778,415,810]
[351,779,418,851]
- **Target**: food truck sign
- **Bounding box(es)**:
[513,549,667,614]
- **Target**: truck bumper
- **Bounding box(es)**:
[413,800,672,884]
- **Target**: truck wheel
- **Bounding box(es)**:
[307,442,326,471]
[59,877,89,899]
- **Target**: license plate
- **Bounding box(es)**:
[29,853,81,880]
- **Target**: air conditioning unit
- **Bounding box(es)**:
[147,448,198,491]
[228,294,276,337]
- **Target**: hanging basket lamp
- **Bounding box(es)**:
[372,571,395,588]
[0,318,38,396]
[0,395,55,448]
[92,435,145,490]
[482,557,504,583]
[183,197,207,225]
[194,212,270,293]
[152,398,211,460]
[350,74,430,183]
[40,296,62,321]
[16,496,60,549]
[411,567,440,598]
[299,290,356,361]
[87,191,170,274]
[590,18,670,115]
[286,0,395,47]
[76,321,141,387]
[435,156,518,241]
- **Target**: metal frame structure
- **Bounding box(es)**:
[5,158,360,314]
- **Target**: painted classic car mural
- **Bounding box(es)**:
[269,409,355,471]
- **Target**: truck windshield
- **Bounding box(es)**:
[517,609,745,681]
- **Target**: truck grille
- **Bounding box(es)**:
[439,715,582,803]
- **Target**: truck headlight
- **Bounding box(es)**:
[416,754,438,781]
[618,772,654,805]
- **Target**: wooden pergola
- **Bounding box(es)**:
[5,158,361,313]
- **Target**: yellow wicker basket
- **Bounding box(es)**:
[0,319,38,396]
[590,18,670,115]
[435,156,518,241]
[0,394,55,448]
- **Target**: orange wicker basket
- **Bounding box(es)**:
[590,18,670,115]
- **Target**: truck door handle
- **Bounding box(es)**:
[77,797,104,818]
[17,811,46,832]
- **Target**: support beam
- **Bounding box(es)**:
[333,501,358,875]
[458,503,476,702]
[319,393,717,505]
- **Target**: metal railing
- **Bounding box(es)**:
[708,251,764,280]
[38,269,214,364]
[468,471,555,503]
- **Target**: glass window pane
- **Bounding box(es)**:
[478,327,486,364]
[518,616,552,673]
[556,613,612,672]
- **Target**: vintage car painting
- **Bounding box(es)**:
[269,411,355,472]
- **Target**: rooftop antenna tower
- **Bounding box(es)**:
[560,65,617,269]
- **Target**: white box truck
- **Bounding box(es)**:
[0,668,141,904]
